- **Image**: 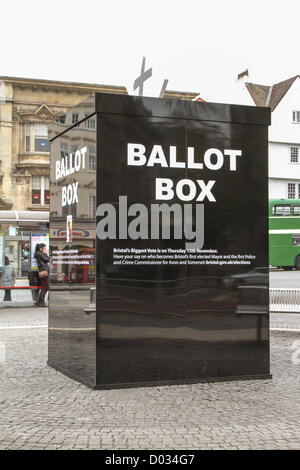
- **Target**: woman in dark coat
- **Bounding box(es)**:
[34,243,49,307]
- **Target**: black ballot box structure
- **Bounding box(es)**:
[48,93,271,389]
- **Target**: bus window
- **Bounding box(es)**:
[293,235,300,246]
[272,205,291,216]
[292,205,300,216]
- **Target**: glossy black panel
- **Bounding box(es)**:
[49,93,271,389]
[95,93,271,126]
[185,120,269,378]
[48,95,96,387]
[95,95,271,388]
[96,114,188,386]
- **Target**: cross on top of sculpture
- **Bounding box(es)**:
[133,57,153,96]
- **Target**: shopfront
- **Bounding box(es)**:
[0,211,49,278]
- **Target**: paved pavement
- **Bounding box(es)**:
[0,307,300,450]
[270,270,300,288]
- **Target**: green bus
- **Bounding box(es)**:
[269,199,300,269]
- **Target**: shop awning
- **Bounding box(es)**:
[0,210,49,223]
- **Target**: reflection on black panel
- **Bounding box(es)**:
[49,93,270,389]
[48,95,96,387]
[95,96,270,388]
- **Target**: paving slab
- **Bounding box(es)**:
[0,308,300,450]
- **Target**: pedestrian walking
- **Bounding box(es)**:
[1,256,15,301]
[34,243,49,307]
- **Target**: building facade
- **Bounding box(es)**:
[0,76,199,278]
[245,75,300,200]
[0,76,127,277]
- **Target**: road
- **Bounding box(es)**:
[270,270,300,288]
[0,307,300,450]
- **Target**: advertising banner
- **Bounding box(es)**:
[0,232,4,271]
[30,233,49,270]
[66,215,72,242]
[49,93,271,389]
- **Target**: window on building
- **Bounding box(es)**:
[287,183,300,199]
[290,147,299,163]
[44,176,50,204]
[72,113,79,126]
[62,203,77,217]
[32,176,41,204]
[32,176,50,205]
[34,124,48,136]
[56,114,66,124]
[88,147,96,171]
[288,183,296,199]
[89,194,96,218]
[24,124,30,152]
[34,124,49,152]
[85,115,96,129]
[292,111,300,123]
[60,142,68,160]
[71,145,78,156]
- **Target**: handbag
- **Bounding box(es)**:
[28,271,42,286]
[38,270,48,279]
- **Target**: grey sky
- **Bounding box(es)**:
[1,0,299,104]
